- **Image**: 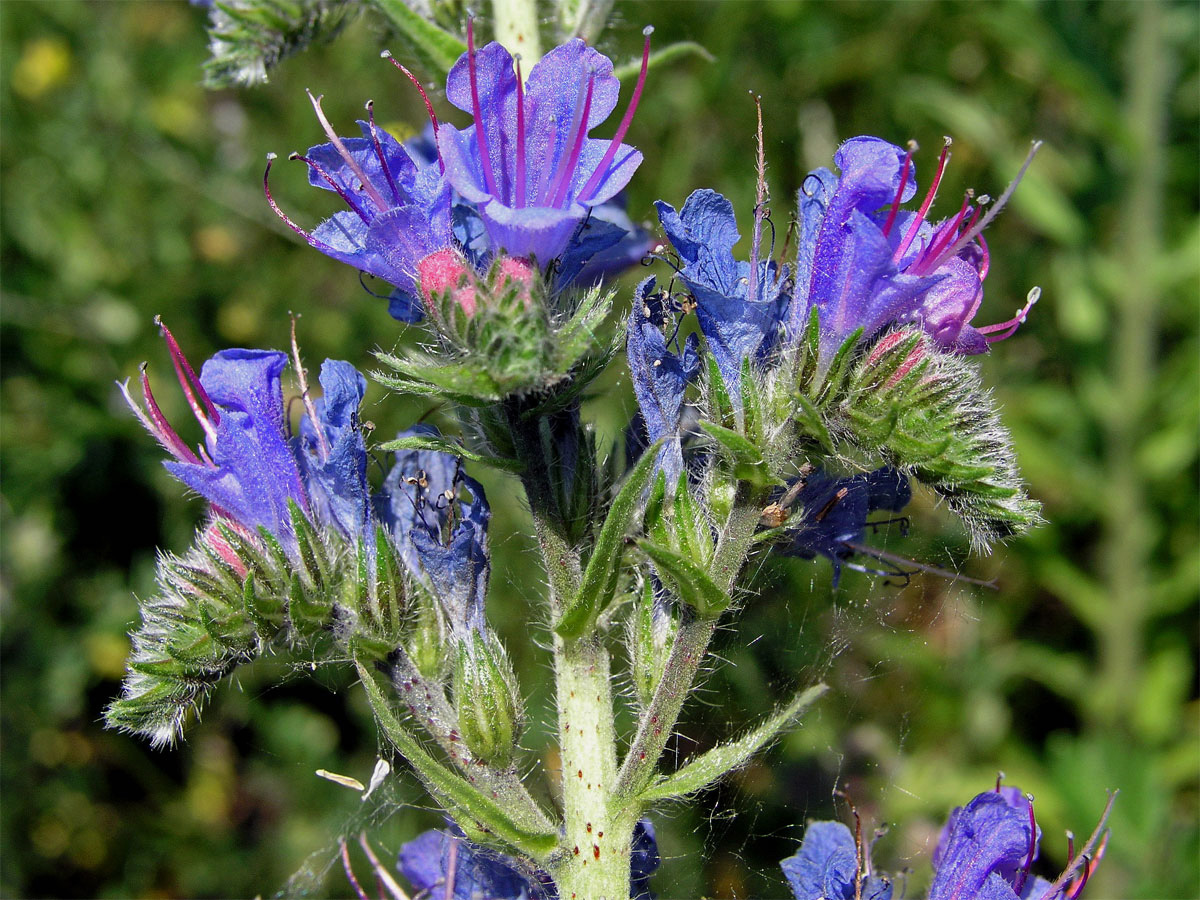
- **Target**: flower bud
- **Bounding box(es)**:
[406,585,449,682]
[453,631,522,768]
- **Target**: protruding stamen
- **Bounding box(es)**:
[1040,791,1117,898]
[1066,830,1076,862]
[748,93,767,306]
[515,54,527,208]
[1012,793,1037,894]
[290,152,372,223]
[364,100,402,204]
[913,189,974,274]
[306,89,390,212]
[549,69,597,208]
[882,140,918,237]
[939,140,1043,263]
[382,51,445,175]
[120,371,201,464]
[980,286,1040,341]
[466,18,501,198]
[382,51,440,139]
[338,839,369,900]
[290,316,329,461]
[1066,856,1092,900]
[264,154,325,247]
[577,25,654,203]
[894,136,952,262]
[156,317,219,441]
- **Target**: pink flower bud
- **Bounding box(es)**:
[493,256,536,309]
[417,248,478,315]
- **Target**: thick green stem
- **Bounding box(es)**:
[492,0,541,66]
[615,491,765,800]
[1095,0,1167,728]
[551,634,632,900]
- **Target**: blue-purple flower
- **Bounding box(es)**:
[778,467,911,585]
[376,425,491,635]
[268,27,653,322]
[298,358,371,545]
[121,322,311,550]
[790,136,1040,359]
[655,189,790,400]
[626,276,701,484]
[781,820,893,900]
[437,25,649,264]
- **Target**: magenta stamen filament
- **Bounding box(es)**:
[156,318,219,440]
[939,140,1043,263]
[383,53,444,175]
[515,55,527,209]
[980,286,1040,341]
[550,70,597,208]
[290,152,372,223]
[894,139,951,262]
[132,368,201,464]
[1012,795,1037,894]
[466,18,501,198]
[912,190,974,275]
[578,26,654,203]
[306,90,390,212]
[365,100,402,205]
[882,143,916,237]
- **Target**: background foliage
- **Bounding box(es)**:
[2,1,1196,897]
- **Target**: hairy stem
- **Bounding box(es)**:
[384,649,553,833]
[492,0,542,67]
[551,634,632,900]
[615,488,765,800]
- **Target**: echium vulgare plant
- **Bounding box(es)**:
[107,1,1111,897]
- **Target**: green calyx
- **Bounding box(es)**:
[787,315,1043,549]
[105,505,412,747]
[453,632,523,768]
[376,261,617,406]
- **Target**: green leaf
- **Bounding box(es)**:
[556,439,663,638]
[355,661,558,861]
[637,539,733,617]
[379,433,524,474]
[366,0,466,79]
[699,420,766,468]
[639,683,827,803]
[791,393,834,454]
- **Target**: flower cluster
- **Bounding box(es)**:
[781,783,1114,900]
[122,321,500,654]
[266,23,654,323]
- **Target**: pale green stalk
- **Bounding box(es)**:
[492,0,541,66]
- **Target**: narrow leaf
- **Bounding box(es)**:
[379,433,524,474]
[639,683,827,803]
[556,439,663,638]
[637,540,732,617]
[366,0,466,78]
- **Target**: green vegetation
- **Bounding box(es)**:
[2,1,1195,896]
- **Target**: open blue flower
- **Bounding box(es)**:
[437,27,648,264]
[121,323,311,550]
[626,276,701,484]
[655,189,790,400]
[790,136,1041,359]
[781,820,893,900]
[266,102,454,323]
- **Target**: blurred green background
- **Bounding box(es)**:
[2,1,1196,897]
